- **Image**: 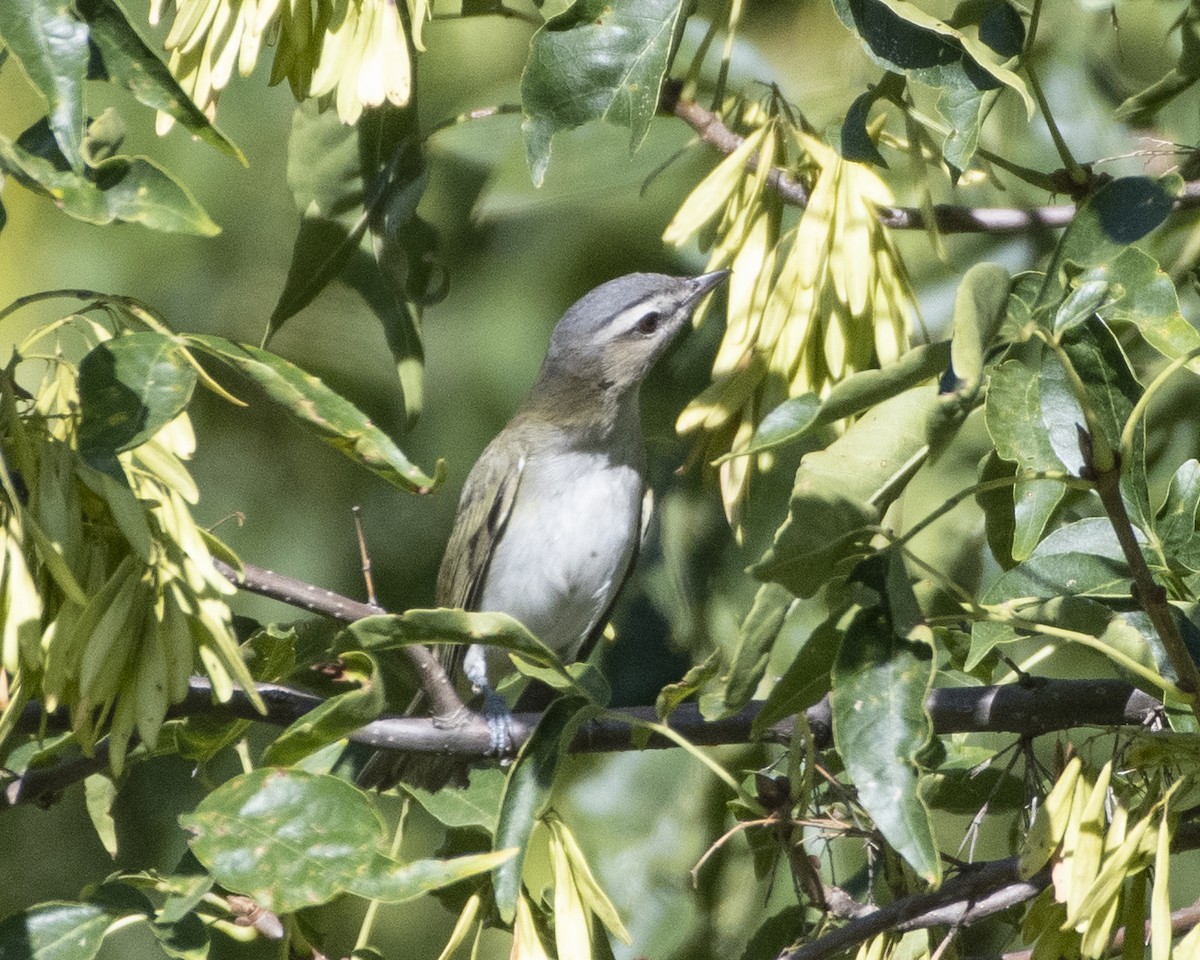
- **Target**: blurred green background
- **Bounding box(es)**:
[4,1,1200,957]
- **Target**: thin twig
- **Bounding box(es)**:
[214,559,465,722]
[1085,444,1200,718]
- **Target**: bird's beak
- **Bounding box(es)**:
[683,268,732,306]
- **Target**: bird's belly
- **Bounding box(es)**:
[478,456,642,662]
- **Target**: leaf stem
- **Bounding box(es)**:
[1119,345,1200,462]
[355,799,410,951]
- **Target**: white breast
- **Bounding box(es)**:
[478,447,643,663]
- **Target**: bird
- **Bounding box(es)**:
[360,269,729,788]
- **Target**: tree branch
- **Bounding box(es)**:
[779,858,1050,960]
[659,83,1200,234]
[215,559,466,722]
[3,676,1162,808]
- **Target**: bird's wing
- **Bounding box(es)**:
[435,438,526,671]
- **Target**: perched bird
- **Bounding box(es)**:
[361,269,728,786]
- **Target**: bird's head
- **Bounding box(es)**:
[540,270,730,395]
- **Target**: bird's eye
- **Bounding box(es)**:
[636,311,662,335]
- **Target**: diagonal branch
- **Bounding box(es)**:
[660,84,1200,234]
[215,559,466,721]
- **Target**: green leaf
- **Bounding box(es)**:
[0,902,113,960]
[1039,318,1142,479]
[734,341,950,459]
[83,773,119,858]
[182,768,509,914]
[721,583,794,714]
[655,648,721,719]
[261,652,386,766]
[400,767,507,832]
[967,518,1137,668]
[1157,460,1200,571]
[521,0,685,186]
[1084,247,1200,361]
[493,696,595,923]
[0,113,219,234]
[150,912,209,960]
[1115,10,1200,125]
[346,848,516,904]
[77,331,198,470]
[950,263,1011,390]
[754,384,938,595]
[186,335,443,493]
[1036,177,1179,318]
[347,609,592,696]
[831,0,1028,168]
[751,613,844,739]
[273,103,435,424]
[832,554,940,884]
[0,0,90,170]
[74,0,244,163]
[984,357,1069,560]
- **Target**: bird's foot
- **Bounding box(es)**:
[480,686,516,764]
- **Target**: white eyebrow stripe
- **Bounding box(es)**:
[608,294,676,337]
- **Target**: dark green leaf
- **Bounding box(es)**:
[754,385,937,595]
[346,609,587,695]
[0,0,89,169]
[1037,321,1136,475]
[721,583,794,714]
[1036,177,1179,317]
[493,696,595,922]
[833,554,940,884]
[976,450,1017,569]
[155,874,214,926]
[734,341,950,459]
[77,331,197,469]
[261,652,385,766]
[0,902,113,960]
[656,648,721,718]
[0,114,218,233]
[186,335,443,493]
[150,912,209,960]
[182,768,509,914]
[521,0,685,186]
[1156,460,1200,572]
[74,0,244,162]
[840,89,888,167]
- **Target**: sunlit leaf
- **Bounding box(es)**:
[0,114,218,234]
[74,0,243,162]
[182,769,510,914]
[186,335,443,493]
[0,0,89,169]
